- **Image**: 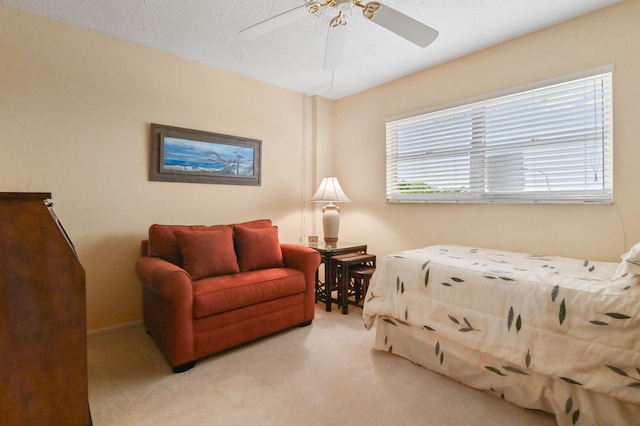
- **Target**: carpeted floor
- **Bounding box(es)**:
[87,305,556,425]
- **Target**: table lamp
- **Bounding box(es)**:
[311,177,351,245]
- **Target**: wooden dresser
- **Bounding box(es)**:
[0,192,91,425]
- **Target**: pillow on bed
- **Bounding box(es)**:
[611,242,640,281]
[175,228,239,280]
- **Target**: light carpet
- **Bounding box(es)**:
[87,305,556,425]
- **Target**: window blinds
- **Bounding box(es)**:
[386,71,613,203]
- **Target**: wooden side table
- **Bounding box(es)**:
[307,241,367,312]
[350,266,376,306]
[332,253,376,314]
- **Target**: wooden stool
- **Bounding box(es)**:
[349,266,376,307]
[332,253,376,314]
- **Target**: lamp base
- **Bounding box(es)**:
[322,203,341,245]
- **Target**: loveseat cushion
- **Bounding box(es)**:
[192,268,305,318]
[175,228,239,280]
[234,225,284,272]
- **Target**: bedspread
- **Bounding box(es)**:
[362,245,640,424]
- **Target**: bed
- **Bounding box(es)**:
[362,244,640,426]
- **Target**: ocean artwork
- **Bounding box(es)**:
[150,124,261,186]
[162,137,255,176]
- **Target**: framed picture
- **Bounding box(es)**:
[150,123,261,186]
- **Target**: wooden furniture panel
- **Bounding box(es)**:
[0,192,90,425]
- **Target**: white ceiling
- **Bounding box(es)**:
[1,0,622,100]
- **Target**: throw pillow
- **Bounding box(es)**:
[611,241,640,281]
[234,225,284,272]
[148,224,209,265]
[175,227,239,280]
[236,219,272,229]
[148,224,230,266]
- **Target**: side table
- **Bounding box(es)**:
[307,241,367,312]
[332,253,376,314]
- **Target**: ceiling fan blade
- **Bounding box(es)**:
[323,17,348,70]
[362,2,439,48]
[240,4,316,40]
[323,24,348,70]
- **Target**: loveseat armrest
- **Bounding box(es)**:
[281,244,321,283]
[281,244,321,321]
[136,256,193,299]
[135,256,195,369]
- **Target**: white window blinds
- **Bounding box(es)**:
[386,71,613,203]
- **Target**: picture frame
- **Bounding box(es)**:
[150,123,261,186]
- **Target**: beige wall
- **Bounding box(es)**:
[2,2,638,331]
[332,1,640,263]
[0,6,313,330]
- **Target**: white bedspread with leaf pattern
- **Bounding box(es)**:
[363,245,640,425]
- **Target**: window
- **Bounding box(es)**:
[386,70,613,203]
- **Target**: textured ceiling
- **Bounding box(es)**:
[0,0,622,99]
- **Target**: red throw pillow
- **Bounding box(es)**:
[148,224,229,266]
[236,219,272,229]
[175,228,239,280]
[234,225,284,272]
[148,224,209,265]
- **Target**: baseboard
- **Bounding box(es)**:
[87,320,144,339]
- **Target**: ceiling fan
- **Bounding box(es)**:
[240,0,439,70]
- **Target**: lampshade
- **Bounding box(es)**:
[311,177,350,245]
[310,177,351,203]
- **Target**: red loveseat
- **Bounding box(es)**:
[135,219,321,373]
